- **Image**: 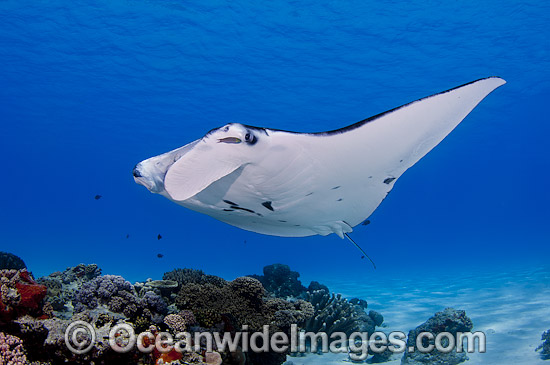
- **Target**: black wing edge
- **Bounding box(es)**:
[243,76,505,136]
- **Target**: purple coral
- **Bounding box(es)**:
[140,291,168,314]
[73,275,167,323]
[97,275,133,299]
[74,275,137,313]
[164,314,187,332]
[178,310,197,326]
[0,332,28,364]
[73,275,134,312]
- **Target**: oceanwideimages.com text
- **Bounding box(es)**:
[65,321,486,360]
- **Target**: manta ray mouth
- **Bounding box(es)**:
[133,162,168,194]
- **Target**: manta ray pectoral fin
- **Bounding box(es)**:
[164,142,247,201]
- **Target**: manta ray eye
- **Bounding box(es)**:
[244,131,257,145]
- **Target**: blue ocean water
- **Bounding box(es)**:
[0,1,549,362]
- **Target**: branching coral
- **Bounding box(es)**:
[303,290,375,337]
[164,313,188,333]
[0,332,29,364]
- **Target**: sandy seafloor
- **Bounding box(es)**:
[283,265,550,365]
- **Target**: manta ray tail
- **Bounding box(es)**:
[344,233,376,269]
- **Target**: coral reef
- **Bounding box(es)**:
[307,281,329,293]
[302,289,377,337]
[172,272,316,365]
[371,347,394,363]
[402,307,473,365]
[0,269,47,323]
[536,329,550,360]
[0,332,29,364]
[163,268,227,288]
[164,313,188,332]
[37,263,101,316]
[174,275,313,334]
[0,252,26,271]
[250,264,307,298]
[0,262,384,365]
[136,279,179,297]
[11,313,144,364]
[73,274,167,323]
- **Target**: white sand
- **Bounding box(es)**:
[286,266,550,364]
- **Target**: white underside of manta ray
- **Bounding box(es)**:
[133,77,505,241]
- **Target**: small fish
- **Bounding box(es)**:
[361,219,371,226]
[126,234,130,239]
[94,195,102,200]
[157,234,162,240]
[217,137,242,144]
[157,253,164,258]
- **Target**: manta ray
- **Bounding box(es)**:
[133,77,505,264]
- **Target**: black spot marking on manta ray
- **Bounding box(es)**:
[278,220,287,223]
[262,201,274,211]
[337,198,343,201]
[332,186,341,190]
[223,199,238,206]
[294,224,301,227]
[384,177,396,184]
[223,209,234,212]
[256,213,263,217]
[305,192,313,196]
[400,159,403,162]
[230,206,256,214]
[369,176,373,179]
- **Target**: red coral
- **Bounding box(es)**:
[155,349,183,364]
[15,282,47,310]
[0,269,47,322]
